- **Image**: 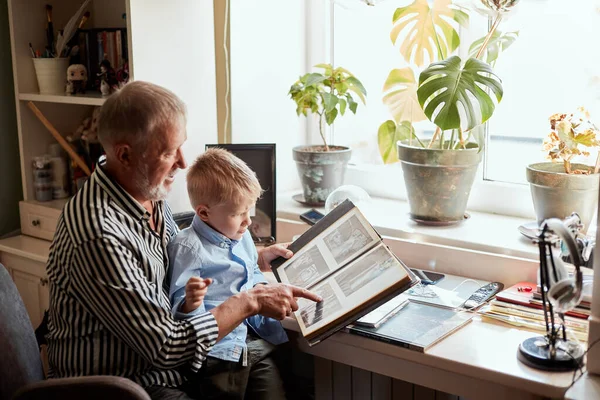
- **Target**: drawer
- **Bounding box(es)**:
[20,200,63,241]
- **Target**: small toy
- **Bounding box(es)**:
[98,59,118,96]
[65,64,87,95]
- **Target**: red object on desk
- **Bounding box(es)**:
[496,282,589,320]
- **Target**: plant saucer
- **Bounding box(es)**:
[409,213,471,226]
[292,193,325,207]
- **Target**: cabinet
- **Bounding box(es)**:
[8,0,133,240]
[0,243,49,329]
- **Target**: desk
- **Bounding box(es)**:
[263,269,582,400]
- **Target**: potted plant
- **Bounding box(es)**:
[526,108,600,232]
[289,64,367,205]
[376,0,519,224]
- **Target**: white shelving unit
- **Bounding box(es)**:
[7,0,132,236]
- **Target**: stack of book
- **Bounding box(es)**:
[480,281,589,342]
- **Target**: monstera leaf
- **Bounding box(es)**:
[391,0,469,67]
[378,120,422,164]
[382,67,428,124]
[468,30,519,65]
[417,55,503,131]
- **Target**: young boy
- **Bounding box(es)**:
[167,148,288,400]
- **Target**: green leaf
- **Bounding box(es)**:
[378,120,421,164]
[391,0,469,67]
[382,67,428,124]
[322,92,338,113]
[325,108,338,125]
[346,76,368,102]
[349,98,358,114]
[338,98,347,116]
[417,55,503,131]
[304,73,327,87]
[335,82,349,94]
[468,30,519,65]
[314,63,333,76]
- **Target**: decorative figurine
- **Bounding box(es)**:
[65,64,87,95]
[98,59,118,96]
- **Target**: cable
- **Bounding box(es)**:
[223,0,230,143]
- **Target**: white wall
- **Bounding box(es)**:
[129,0,218,213]
[230,0,307,193]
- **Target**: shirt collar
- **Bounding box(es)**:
[94,157,154,222]
[192,214,239,248]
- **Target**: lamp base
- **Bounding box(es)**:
[518,336,584,371]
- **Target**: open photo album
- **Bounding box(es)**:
[271,200,418,345]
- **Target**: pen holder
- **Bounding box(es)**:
[32,57,69,94]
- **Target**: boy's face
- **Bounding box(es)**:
[197,198,255,241]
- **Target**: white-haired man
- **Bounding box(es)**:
[45,81,320,399]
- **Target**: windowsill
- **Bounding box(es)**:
[277,191,547,261]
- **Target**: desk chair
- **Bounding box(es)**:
[0,264,150,400]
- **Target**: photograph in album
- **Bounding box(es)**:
[272,200,418,345]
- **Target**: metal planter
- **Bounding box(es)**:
[526,162,599,233]
[397,141,482,224]
[293,145,351,205]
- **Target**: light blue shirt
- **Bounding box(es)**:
[167,215,287,363]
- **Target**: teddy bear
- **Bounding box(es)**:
[65,64,87,95]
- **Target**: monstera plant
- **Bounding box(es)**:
[377,0,520,224]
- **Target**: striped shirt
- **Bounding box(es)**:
[45,162,219,388]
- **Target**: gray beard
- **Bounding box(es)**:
[133,163,170,201]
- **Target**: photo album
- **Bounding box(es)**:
[271,200,418,346]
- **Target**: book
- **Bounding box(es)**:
[347,301,474,352]
[271,200,418,346]
[495,282,589,320]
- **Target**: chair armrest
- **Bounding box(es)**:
[13,375,150,400]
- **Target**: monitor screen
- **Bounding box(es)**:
[205,144,276,244]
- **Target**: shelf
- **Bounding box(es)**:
[19,92,106,106]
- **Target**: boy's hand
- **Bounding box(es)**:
[181,277,212,313]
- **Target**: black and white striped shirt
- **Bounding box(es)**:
[46,163,218,388]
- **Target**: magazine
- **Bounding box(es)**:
[271,200,418,345]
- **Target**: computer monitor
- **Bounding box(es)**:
[205,143,276,244]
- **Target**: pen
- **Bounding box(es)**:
[29,42,36,58]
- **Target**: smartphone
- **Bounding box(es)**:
[410,268,445,285]
[299,209,325,226]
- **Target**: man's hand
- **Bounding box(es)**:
[248,283,322,320]
[257,243,293,272]
[181,276,212,314]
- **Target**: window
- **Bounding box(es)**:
[321,0,600,216]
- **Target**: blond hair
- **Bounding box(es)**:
[97,81,187,153]
[187,148,263,209]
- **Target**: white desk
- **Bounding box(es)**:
[263,271,584,400]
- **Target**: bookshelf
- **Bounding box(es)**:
[7,0,132,241]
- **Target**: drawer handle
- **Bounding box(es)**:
[40,278,49,286]
[31,219,40,227]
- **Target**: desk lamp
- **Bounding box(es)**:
[517,214,585,371]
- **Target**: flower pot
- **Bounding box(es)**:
[526,162,599,233]
[397,141,482,224]
[32,57,69,94]
[293,145,351,205]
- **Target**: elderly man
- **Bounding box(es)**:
[45,81,320,399]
